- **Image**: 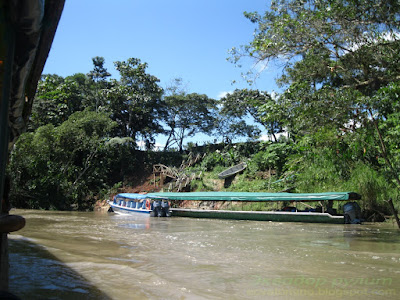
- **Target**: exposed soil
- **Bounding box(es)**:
[120,172,163,194]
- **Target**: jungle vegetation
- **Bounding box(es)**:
[7,0,400,220]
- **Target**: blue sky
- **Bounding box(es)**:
[43,0,281,146]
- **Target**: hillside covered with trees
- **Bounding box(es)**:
[7,0,400,221]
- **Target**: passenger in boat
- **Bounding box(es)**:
[282,206,296,212]
[282,201,296,212]
[326,200,337,215]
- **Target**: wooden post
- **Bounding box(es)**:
[387,198,400,229]
[160,173,164,187]
[0,0,64,291]
[0,8,15,290]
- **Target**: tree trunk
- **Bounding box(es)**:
[387,198,400,229]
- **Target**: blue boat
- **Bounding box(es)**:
[108,193,171,217]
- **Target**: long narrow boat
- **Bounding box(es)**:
[147,191,362,224]
[218,162,247,179]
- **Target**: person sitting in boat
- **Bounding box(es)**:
[282,201,296,212]
[326,200,337,215]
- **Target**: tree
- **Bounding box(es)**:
[232,0,400,142]
[231,0,400,217]
[214,115,261,144]
[220,89,282,141]
[163,93,217,152]
[87,56,111,85]
[30,73,90,130]
[87,56,111,111]
[235,0,400,87]
[107,58,164,141]
[9,110,117,210]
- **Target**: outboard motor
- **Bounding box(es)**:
[161,200,171,217]
[343,202,362,224]
[152,200,162,217]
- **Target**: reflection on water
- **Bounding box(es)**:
[8,209,400,299]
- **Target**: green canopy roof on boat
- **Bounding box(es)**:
[149,192,360,202]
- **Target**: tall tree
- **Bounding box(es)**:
[9,110,117,210]
[163,93,217,151]
[107,58,164,141]
[30,73,90,130]
[220,89,282,141]
[87,56,111,85]
[214,115,261,144]
[232,0,400,138]
[235,0,400,90]
[231,0,400,215]
[87,56,111,111]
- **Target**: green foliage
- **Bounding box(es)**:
[87,56,111,85]
[214,116,261,144]
[376,81,400,170]
[227,176,270,192]
[248,142,292,175]
[101,182,123,200]
[294,158,397,214]
[200,142,261,172]
[7,17,400,218]
[9,110,117,210]
[227,1,400,217]
[294,153,346,193]
[233,0,400,142]
[189,179,214,192]
[201,151,230,171]
[345,163,397,212]
[86,56,111,111]
[163,93,217,151]
[218,89,281,142]
[108,58,164,140]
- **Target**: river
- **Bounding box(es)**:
[7,209,400,299]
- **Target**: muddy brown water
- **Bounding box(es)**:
[8,209,400,299]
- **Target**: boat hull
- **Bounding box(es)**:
[218,163,247,179]
[170,208,345,224]
[109,203,152,215]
